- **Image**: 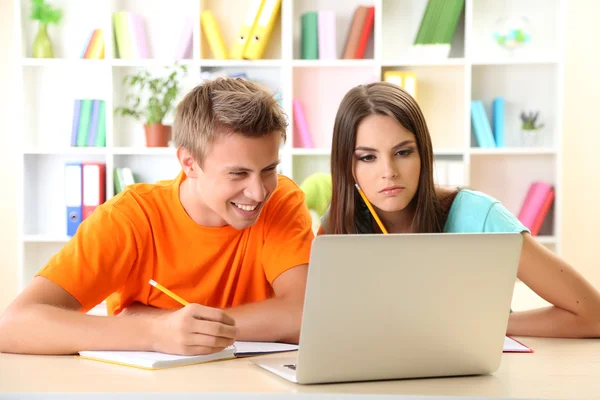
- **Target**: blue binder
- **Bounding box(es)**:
[65,162,83,236]
[492,97,505,147]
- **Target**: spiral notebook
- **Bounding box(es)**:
[78,341,298,370]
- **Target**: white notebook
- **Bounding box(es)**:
[78,341,298,370]
[504,336,532,353]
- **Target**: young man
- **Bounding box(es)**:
[0,78,314,356]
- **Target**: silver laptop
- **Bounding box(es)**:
[252,233,523,384]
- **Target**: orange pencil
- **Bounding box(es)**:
[355,183,388,234]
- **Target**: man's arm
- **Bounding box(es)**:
[0,277,237,355]
[225,264,308,344]
[121,264,308,344]
[0,277,152,354]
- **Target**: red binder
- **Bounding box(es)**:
[82,162,106,219]
[354,6,374,59]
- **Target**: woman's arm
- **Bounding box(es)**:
[508,233,600,338]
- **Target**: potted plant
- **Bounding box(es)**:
[115,64,188,147]
[29,0,63,58]
[520,111,544,147]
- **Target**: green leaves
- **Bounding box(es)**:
[520,111,544,131]
[30,0,63,25]
[115,64,188,126]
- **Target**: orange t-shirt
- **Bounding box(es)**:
[37,172,314,315]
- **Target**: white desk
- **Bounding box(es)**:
[1,337,599,399]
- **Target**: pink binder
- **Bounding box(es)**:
[293,99,314,148]
[517,181,554,236]
[318,10,336,60]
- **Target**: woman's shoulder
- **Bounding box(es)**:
[444,188,528,234]
[451,189,501,209]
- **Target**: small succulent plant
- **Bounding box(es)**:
[520,111,544,131]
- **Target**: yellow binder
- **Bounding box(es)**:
[383,71,417,100]
[229,0,265,59]
[200,10,228,59]
[243,0,281,60]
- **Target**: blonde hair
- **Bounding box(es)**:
[173,77,287,164]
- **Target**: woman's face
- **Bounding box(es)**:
[353,114,421,214]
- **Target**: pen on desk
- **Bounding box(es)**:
[149,279,189,306]
[355,183,389,234]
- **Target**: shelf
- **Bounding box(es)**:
[382,58,466,67]
[291,148,331,156]
[469,148,558,155]
[111,59,196,67]
[292,60,376,68]
[23,147,108,155]
[200,59,283,68]
[535,236,557,245]
[23,235,70,243]
[111,147,177,155]
[434,148,467,156]
[470,57,560,66]
[21,58,110,67]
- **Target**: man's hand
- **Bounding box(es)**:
[150,304,238,356]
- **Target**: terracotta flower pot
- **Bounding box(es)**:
[144,123,171,147]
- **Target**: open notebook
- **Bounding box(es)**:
[504,336,532,353]
[78,341,298,370]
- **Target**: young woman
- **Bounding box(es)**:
[320,81,600,338]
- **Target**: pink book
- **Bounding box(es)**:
[517,182,554,235]
[293,99,314,148]
[174,17,193,59]
[318,10,336,60]
[127,12,151,58]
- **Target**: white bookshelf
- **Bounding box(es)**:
[14,0,565,291]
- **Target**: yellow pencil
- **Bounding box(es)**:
[149,279,189,306]
[355,183,389,234]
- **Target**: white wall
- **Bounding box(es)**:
[0,0,19,311]
[561,0,600,288]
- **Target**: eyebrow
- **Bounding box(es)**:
[355,140,415,152]
[226,160,280,172]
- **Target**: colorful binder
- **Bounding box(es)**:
[243,0,281,60]
[201,10,228,59]
[517,182,555,236]
[229,0,264,59]
[82,163,106,220]
[86,100,102,147]
[76,100,93,147]
[471,100,496,148]
[174,17,193,59]
[292,99,314,148]
[342,6,368,59]
[82,29,104,59]
[354,6,374,59]
[301,12,318,60]
[317,10,336,60]
[492,97,505,147]
[65,163,83,237]
[383,71,417,100]
[70,100,81,146]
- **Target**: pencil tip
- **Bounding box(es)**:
[149,279,156,286]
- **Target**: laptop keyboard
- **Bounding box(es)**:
[284,364,297,370]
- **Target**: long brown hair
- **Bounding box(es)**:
[329,81,455,234]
